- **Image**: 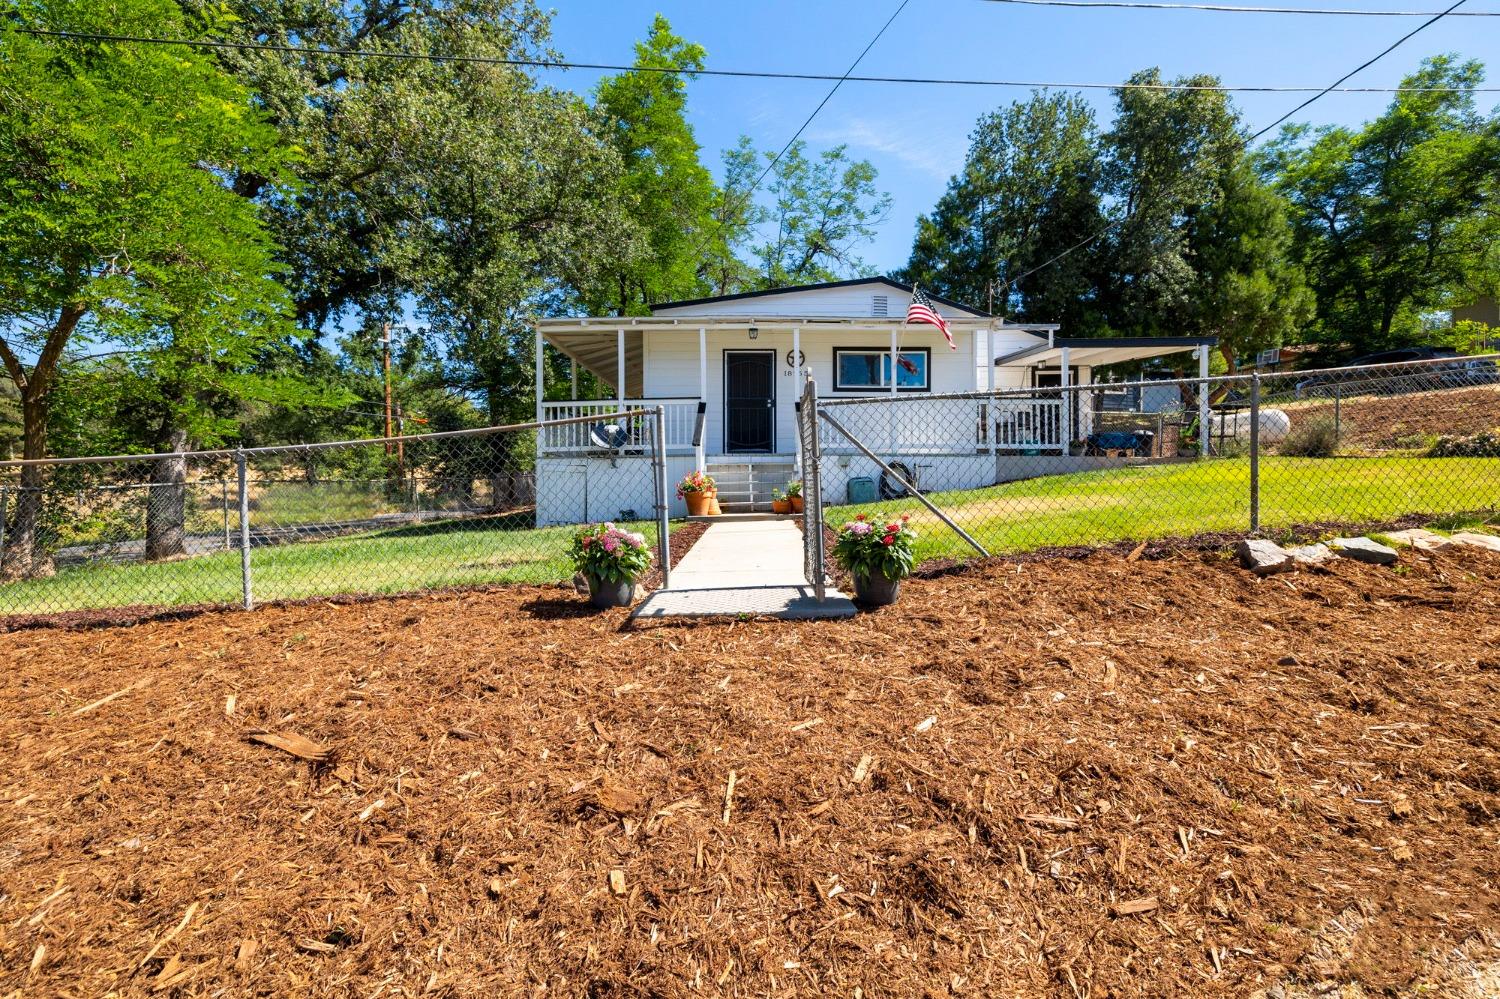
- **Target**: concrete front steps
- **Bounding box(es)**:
[706,461,797,513]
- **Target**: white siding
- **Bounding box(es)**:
[651,280,984,320]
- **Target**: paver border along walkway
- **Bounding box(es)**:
[632,520,856,620]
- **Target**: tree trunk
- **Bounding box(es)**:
[0,396,54,580]
[144,427,189,562]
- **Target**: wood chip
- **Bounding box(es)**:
[234,939,257,971]
[297,939,338,954]
[138,901,198,970]
[914,715,937,733]
[790,717,823,731]
[224,694,236,716]
[448,726,481,741]
[852,754,874,785]
[722,769,737,825]
[593,776,645,816]
[1111,896,1159,917]
[1021,813,1081,830]
[358,798,386,822]
[608,869,627,896]
[73,677,151,717]
[247,731,332,763]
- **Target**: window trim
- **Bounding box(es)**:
[831,346,932,393]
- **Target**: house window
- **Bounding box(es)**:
[833,347,930,392]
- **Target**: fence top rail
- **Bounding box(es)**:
[816,351,1500,408]
[0,409,655,469]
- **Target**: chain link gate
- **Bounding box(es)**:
[798,375,826,600]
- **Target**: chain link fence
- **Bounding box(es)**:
[813,353,1500,567]
[0,411,671,621]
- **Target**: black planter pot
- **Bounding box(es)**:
[851,571,902,606]
[587,575,637,609]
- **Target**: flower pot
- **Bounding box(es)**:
[707,490,722,516]
[790,495,805,513]
[771,498,792,515]
[852,571,902,607]
[587,575,638,609]
[684,492,711,517]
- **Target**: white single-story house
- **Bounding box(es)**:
[533,278,1214,520]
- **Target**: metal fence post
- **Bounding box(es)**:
[237,450,253,610]
[1333,383,1342,447]
[0,485,8,566]
[651,406,671,589]
[1249,372,1261,534]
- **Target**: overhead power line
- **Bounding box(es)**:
[996,0,1470,298]
[13,29,1497,93]
[1246,0,1472,139]
[978,0,1497,14]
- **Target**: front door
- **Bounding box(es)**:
[724,350,776,453]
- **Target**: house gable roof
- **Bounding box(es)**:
[650,277,990,319]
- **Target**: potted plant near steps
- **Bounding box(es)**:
[770,488,792,515]
[569,522,654,609]
[677,470,717,517]
[785,479,804,513]
[832,513,917,607]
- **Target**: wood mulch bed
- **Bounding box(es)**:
[2,545,1498,997]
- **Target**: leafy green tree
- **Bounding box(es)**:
[1270,57,1500,353]
[899,91,1107,328]
[586,16,716,314]
[0,0,295,578]
[190,0,636,423]
[1189,156,1314,370]
[750,141,892,287]
[1100,69,1245,336]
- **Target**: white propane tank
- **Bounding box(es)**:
[1209,408,1291,444]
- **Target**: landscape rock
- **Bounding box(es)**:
[1383,528,1450,551]
[1449,531,1500,552]
[1237,538,1295,576]
[1287,543,1335,566]
[1327,537,1399,565]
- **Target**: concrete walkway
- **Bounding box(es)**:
[632,520,856,620]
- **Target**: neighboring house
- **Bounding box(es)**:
[1451,295,1500,328]
[533,277,1213,519]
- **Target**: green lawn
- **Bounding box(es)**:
[825,455,1500,561]
[0,517,658,617]
[5,455,1498,617]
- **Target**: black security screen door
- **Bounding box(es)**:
[724,350,776,452]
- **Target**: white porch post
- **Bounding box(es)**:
[1059,346,1072,454]
[534,326,544,425]
[697,327,707,470]
[1198,345,1211,458]
[792,326,802,473]
[889,324,900,452]
[616,329,626,419]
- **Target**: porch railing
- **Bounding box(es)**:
[539,399,699,455]
[816,395,1069,455]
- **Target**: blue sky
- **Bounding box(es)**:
[543,0,1497,274]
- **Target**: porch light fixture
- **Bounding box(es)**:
[748,326,759,340]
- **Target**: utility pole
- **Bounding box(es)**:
[382,322,393,457]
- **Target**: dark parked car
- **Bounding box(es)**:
[1294,347,1499,398]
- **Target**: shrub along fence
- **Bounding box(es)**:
[0,411,671,620]
[811,354,1500,565]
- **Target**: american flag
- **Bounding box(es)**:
[906,286,954,349]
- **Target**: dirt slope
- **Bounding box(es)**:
[2,548,1499,997]
[1281,384,1500,450]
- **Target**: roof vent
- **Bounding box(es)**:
[872,294,888,317]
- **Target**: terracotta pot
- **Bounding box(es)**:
[771,498,792,515]
[790,495,805,513]
[852,571,902,607]
[684,491,710,517]
[707,491,722,516]
[587,575,638,609]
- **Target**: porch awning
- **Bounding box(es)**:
[543,329,645,396]
[994,336,1216,368]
